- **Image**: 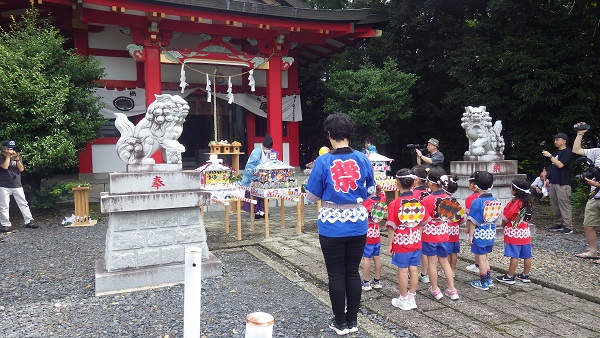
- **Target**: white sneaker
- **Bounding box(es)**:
[444,288,460,300]
[418,273,430,283]
[408,292,417,309]
[391,296,412,311]
[428,286,443,300]
[466,264,479,273]
[361,280,372,291]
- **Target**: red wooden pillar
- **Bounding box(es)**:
[144,44,164,163]
[266,54,283,155]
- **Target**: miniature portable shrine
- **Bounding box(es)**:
[250,154,300,198]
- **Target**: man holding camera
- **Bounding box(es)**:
[542,133,574,234]
[0,140,38,233]
[572,123,600,261]
[415,138,444,168]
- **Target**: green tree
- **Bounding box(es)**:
[324,59,418,149]
[445,0,600,163]
[0,8,106,191]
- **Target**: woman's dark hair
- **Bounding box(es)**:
[473,171,494,191]
[323,112,354,142]
[395,168,415,189]
[441,175,459,194]
[426,167,446,186]
[512,177,532,215]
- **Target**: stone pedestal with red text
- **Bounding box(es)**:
[450,160,526,207]
[96,164,221,296]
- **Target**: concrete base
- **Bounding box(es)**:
[94,252,222,296]
[450,159,526,206]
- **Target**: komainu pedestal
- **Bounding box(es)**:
[96,164,221,296]
[450,160,526,207]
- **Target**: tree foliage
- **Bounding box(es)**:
[324,59,418,149]
[0,8,105,190]
[301,0,600,174]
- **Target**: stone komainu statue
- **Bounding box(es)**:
[115,94,189,165]
[461,106,505,158]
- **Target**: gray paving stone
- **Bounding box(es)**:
[553,308,600,334]
[505,292,569,314]
[480,297,597,337]
[496,321,561,338]
[443,297,519,325]
[425,308,512,338]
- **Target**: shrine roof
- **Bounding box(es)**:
[138,0,377,23]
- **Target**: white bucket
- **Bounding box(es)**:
[245,312,274,338]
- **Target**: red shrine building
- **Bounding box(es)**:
[1,0,384,176]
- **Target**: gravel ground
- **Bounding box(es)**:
[1,199,598,337]
[0,207,414,338]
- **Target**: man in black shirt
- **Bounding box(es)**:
[0,140,38,232]
[541,133,574,234]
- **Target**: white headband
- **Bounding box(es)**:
[475,184,493,193]
[396,173,417,179]
[512,183,531,194]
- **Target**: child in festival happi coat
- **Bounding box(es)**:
[387,168,429,310]
[361,185,386,291]
[438,176,465,279]
[420,167,460,300]
[465,171,482,273]
[467,171,502,290]
[411,165,431,284]
[496,178,533,285]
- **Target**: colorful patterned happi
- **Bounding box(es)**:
[437,198,464,222]
[398,200,426,228]
[513,207,530,228]
[483,200,503,223]
[370,202,388,222]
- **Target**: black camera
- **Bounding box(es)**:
[539,141,548,151]
[575,157,600,198]
[406,143,427,154]
[574,122,591,130]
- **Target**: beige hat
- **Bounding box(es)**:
[427,138,440,148]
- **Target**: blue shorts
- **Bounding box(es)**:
[504,244,532,259]
[391,250,421,268]
[363,243,381,258]
[422,242,448,258]
[471,244,494,255]
[445,241,460,254]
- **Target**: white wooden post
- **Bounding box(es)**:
[184,247,202,338]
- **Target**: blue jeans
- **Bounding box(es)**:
[319,234,366,324]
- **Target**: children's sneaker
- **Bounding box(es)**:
[465,264,480,273]
[419,273,430,284]
[328,318,349,335]
[361,280,372,291]
[471,279,490,290]
[496,274,515,285]
[444,288,460,300]
[548,224,563,231]
[516,273,531,283]
[371,280,382,289]
[438,270,446,279]
[486,277,494,287]
[391,296,412,310]
[408,292,417,309]
[428,286,444,300]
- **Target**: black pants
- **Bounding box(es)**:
[319,234,366,325]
